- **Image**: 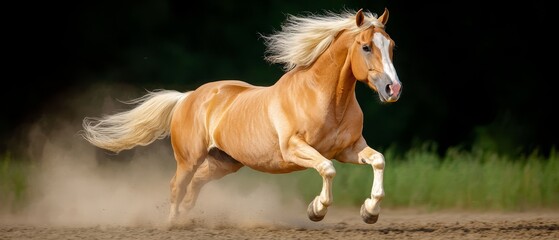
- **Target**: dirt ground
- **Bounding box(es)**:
[2,208,558,240]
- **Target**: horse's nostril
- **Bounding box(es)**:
[385,84,393,96]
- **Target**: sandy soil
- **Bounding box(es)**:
[2,208,558,240]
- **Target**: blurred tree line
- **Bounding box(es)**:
[2,0,556,158]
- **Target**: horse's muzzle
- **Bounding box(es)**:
[384,82,402,102]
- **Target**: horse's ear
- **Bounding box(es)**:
[378,8,389,25]
[355,8,365,27]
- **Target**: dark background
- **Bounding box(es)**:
[3,1,556,158]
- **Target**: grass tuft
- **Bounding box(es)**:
[0,153,30,213]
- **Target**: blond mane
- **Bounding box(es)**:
[262,9,384,71]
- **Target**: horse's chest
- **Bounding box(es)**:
[310,128,358,159]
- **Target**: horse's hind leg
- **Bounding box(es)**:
[169,150,207,223]
[181,148,244,212]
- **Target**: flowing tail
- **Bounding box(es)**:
[81,89,190,153]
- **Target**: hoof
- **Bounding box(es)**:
[307,197,326,222]
[360,204,379,224]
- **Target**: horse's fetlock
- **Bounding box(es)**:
[372,154,385,170]
[372,190,385,200]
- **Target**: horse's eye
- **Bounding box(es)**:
[362,45,371,52]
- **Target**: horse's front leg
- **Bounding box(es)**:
[336,137,385,224]
[285,135,336,222]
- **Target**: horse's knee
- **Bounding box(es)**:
[317,161,336,178]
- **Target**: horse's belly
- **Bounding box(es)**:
[217,139,305,174]
[244,152,307,174]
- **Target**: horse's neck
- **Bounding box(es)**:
[304,32,357,122]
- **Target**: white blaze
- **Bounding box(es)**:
[373,33,399,84]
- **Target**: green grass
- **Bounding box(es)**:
[305,144,559,211]
[0,153,29,213]
[1,144,558,212]
[223,143,558,211]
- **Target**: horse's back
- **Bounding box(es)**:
[192,80,265,119]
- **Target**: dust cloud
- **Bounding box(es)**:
[2,83,310,228]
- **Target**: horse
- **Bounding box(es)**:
[81,8,401,224]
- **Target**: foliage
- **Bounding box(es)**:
[269,143,559,211]
[1,144,557,213]
[333,144,558,210]
[0,153,29,213]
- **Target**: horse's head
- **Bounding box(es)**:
[350,8,401,103]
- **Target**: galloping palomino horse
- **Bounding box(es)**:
[81,8,401,224]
